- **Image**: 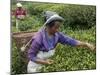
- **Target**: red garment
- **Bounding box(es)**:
[15,8,26,18]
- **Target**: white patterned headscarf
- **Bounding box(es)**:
[40,11,64,30]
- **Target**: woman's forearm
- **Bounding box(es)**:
[76,41,87,47]
[34,59,53,65]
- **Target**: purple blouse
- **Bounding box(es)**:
[28,28,78,62]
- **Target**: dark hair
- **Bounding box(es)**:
[44,17,47,22]
[46,20,62,28]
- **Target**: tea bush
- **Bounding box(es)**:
[12,26,96,74]
[11,41,27,74]
[15,14,44,31]
[27,3,96,29]
[18,17,34,31]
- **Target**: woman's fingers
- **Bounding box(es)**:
[89,44,95,50]
[48,59,54,63]
[46,59,54,64]
[86,43,95,51]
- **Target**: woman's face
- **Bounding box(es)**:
[18,7,22,10]
[49,21,61,34]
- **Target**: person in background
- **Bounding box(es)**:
[15,3,27,31]
[27,11,95,73]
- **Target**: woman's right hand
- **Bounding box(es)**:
[35,59,54,65]
[45,59,54,65]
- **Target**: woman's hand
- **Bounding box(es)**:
[45,59,54,65]
[85,42,95,51]
[76,41,95,51]
[35,59,54,65]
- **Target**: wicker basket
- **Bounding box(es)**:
[12,31,37,63]
[12,31,37,49]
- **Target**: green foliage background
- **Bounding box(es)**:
[11,1,96,74]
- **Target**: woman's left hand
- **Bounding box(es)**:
[86,43,95,51]
[77,41,95,51]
